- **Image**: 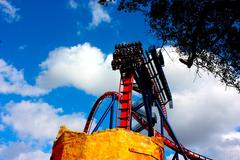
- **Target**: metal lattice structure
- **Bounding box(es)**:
[83,42,212,160]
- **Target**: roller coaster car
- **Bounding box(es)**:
[112,42,144,72]
[112,42,172,109]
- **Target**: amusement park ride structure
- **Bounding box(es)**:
[83,42,212,160]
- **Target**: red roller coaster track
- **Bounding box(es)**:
[83,42,212,160]
[83,91,212,160]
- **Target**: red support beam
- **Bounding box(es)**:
[118,73,134,129]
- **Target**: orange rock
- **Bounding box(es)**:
[51,127,164,160]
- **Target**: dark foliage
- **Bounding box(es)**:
[99,0,240,92]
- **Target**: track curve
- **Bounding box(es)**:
[83,91,120,134]
[132,111,212,160]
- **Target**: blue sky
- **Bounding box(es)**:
[0,0,240,160]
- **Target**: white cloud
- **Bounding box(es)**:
[1,101,87,141]
[0,124,4,131]
[212,132,240,159]
[18,45,27,50]
[0,0,20,22]
[0,59,47,96]
[160,47,240,159]
[0,142,49,160]
[0,100,91,160]
[88,0,111,28]
[222,131,240,145]
[191,131,240,160]
[14,150,49,160]
[68,0,78,9]
[36,42,120,96]
[76,30,81,35]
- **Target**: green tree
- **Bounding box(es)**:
[100,0,240,92]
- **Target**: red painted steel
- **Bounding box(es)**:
[117,73,134,129]
[155,131,212,160]
[159,98,168,118]
[84,91,120,134]
[132,112,212,160]
[84,93,211,160]
[153,86,168,118]
[56,42,213,160]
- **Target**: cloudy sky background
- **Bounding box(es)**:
[0,0,239,160]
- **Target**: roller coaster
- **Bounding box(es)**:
[83,42,212,160]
